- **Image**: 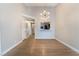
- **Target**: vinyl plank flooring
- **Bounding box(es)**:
[4,35,79,56]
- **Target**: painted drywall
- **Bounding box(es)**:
[27,6,56,39]
[0,32,1,55]
[56,4,79,51]
[0,3,29,54]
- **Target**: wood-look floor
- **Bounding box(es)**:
[4,35,79,56]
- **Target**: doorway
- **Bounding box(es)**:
[30,21,35,38]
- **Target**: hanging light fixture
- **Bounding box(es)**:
[40,9,50,30]
[40,9,50,22]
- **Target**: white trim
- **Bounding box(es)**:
[0,32,1,55]
[35,37,56,39]
[26,34,31,39]
[22,14,36,20]
[56,39,79,53]
[1,34,31,56]
[1,39,23,56]
[0,48,1,55]
[35,38,56,39]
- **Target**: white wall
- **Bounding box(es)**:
[0,3,28,55]
[0,32,1,55]
[56,4,79,51]
[29,6,56,39]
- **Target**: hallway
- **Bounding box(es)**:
[4,35,79,56]
[1,3,79,56]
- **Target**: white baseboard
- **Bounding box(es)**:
[35,37,56,39]
[1,34,31,56]
[1,39,23,56]
[26,34,31,39]
[25,34,31,40]
[0,32,1,55]
[56,39,79,53]
[0,49,1,56]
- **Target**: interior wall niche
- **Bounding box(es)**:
[40,22,50,30]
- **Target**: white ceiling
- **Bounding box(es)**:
[24,3,59,7]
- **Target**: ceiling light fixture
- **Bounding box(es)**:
[40,9,50,22]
